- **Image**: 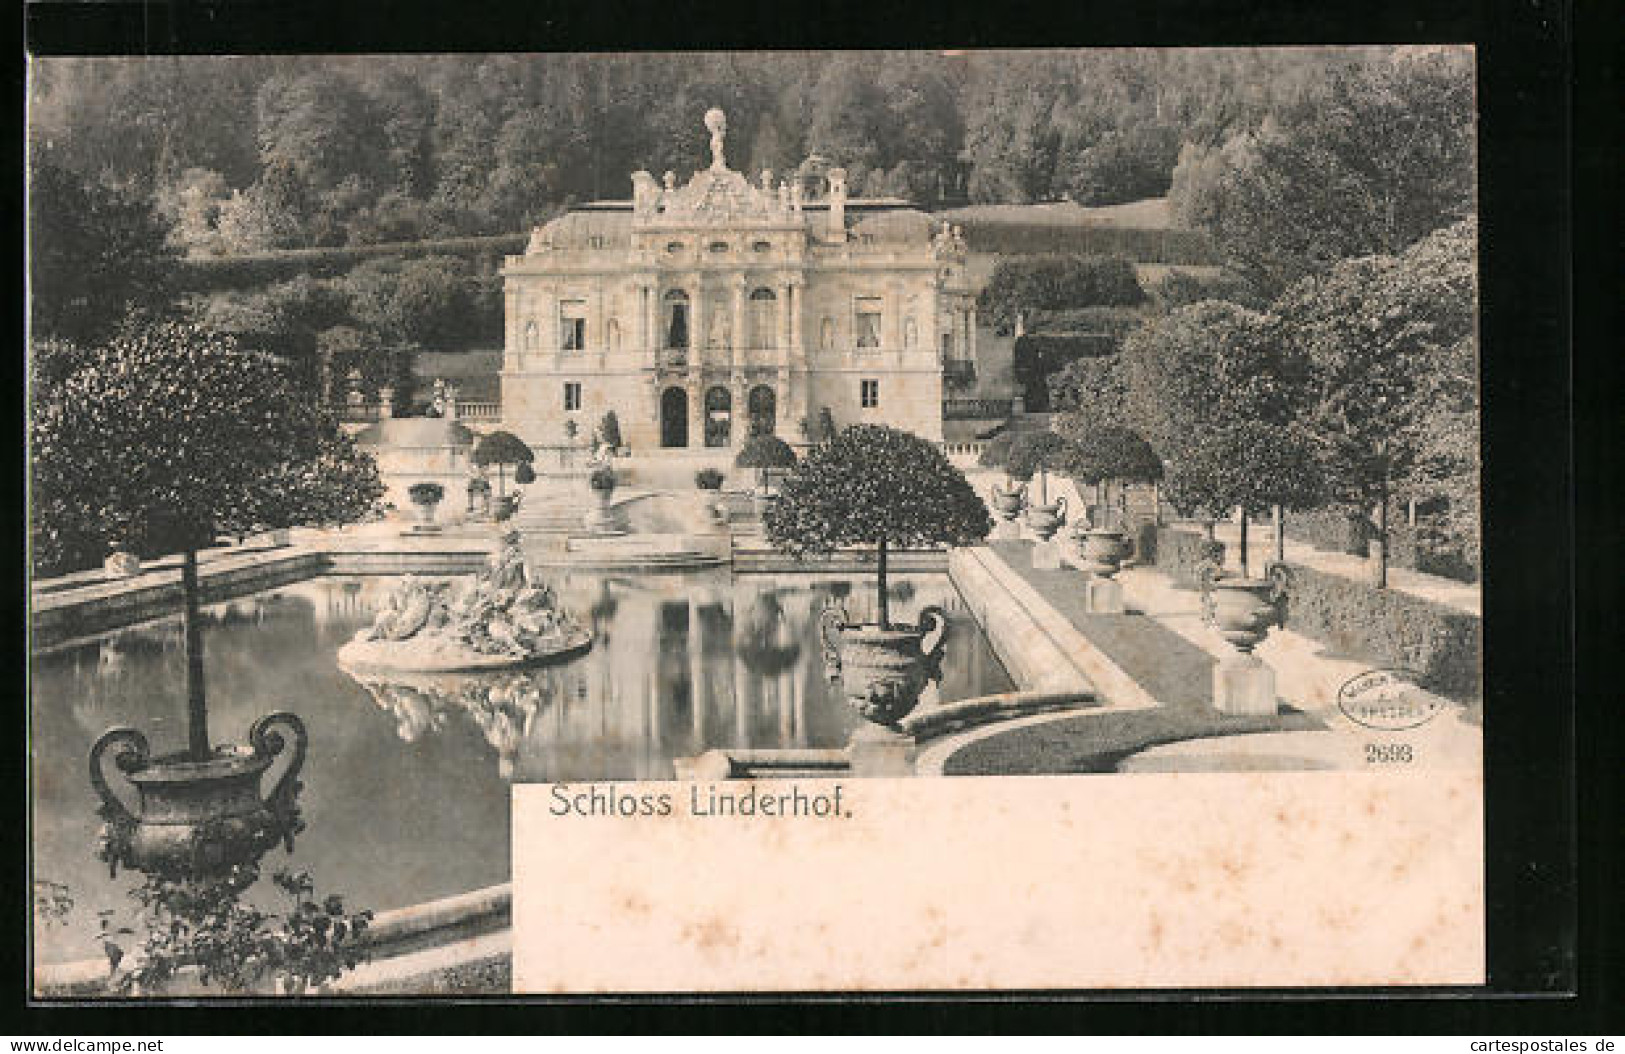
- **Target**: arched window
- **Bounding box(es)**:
[704,386,732,448]
[749,288,777,349]
[663,290,690,350]
[747,385,776,437]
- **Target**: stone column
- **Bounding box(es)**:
[789,277,805,363]
[544,295,559,357]
[968,303,979,362]
[686,374,704,450]
[696,282,710,364]
[777,280,791,367]
[730,276,747,371]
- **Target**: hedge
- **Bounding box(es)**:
[1277,563,1481,700]
[1138,525,1225,588]
[954,220,1216,265]
[1285,507,1374,556]
[1287,507,1479,583]
[175,233,529,293]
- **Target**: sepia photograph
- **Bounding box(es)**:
[27,46,1488,999]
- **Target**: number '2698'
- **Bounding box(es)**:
[1365,743,1414,764]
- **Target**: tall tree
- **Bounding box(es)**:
[29,160,177,344]
[31,321,383,754]
[1196,51,1475,296]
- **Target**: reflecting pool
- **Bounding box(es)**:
[30,568,1011,964]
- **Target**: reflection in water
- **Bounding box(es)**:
[332,569,1004,782]
[30,567,1010,964]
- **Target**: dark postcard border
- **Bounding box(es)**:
[15,0,1601,1036]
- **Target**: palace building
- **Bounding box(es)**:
[498,109,982,455]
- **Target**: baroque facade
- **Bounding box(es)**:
[499,109,979,454]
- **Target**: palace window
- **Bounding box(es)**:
[749,288,777,349]
[708,240,730,254]
[664,290,690,349]
[560,300,587,351]
[855,298,883,349]
[564,382,582,412]
[751,240,773,253]
[861,379,879,409]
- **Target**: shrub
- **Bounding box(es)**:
[1285,506,1376,556]
[1387,523,1480,583]
[694,468,725,490]
[407,482,444,506]
[1277,563,1481,699]
[597,411,622,450]
[588,467,616,491]
[736,433,798,491]
[816,407,837,443]
[1139,525,1225,589]
[977,432,1015,473]
[514,463,536,485]
[1004,432,1075,484]
[493,496,517,521]
[978,254,1147,335]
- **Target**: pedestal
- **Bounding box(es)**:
[991,519,1021,541]
[846,724,917,778]
[1085,577,1125,614]
[1030,539,1062,569]
[1213,653,1278,716]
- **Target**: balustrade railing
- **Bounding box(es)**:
[942,397,1014,420]
[454,401,501,422]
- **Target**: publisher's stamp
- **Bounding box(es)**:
[1337,668,1445,731]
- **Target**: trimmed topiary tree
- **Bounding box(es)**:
[1060,424,1164,526]
[765,424,991,630]
[514,462,536,486]
[407,482,444,523]
[33,319,382,781]
[471,431,534,499]
[1003,431,1076,508]
[735,433,798,493]
[1163,421,1323,578]
[597,410,622,452]
[694,467,725,490]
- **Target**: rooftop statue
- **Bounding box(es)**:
[705,107,728,171]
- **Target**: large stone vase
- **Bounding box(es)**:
[990,482,1027,523]
[582,486,617,532]
[1025,495,1068,541]
[819,605,949,728]
[1074,527,1133,578]
[1198,562,1289,653]
[90,712,307,879]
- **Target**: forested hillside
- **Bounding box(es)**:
[29,48,1465,256]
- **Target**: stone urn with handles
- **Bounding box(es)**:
[90,712,307,879]
[819,604,950,728]
[1073,525,1134,578]
[1197,560,1290,653]
[1025,494,1068,541]
[989,481,1027,523]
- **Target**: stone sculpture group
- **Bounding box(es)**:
[337,534,591,672]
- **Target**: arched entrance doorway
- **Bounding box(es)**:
[747,385,776,437]
[704,386,732,448]
[660,387,689,448]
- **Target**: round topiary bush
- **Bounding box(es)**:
[588,466,616,491]
[695,467,725,490]
[514,463,536,485]
[735,433,798,492]
[408,482,445,507]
